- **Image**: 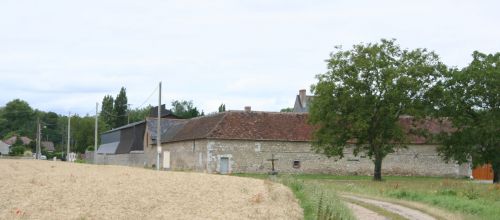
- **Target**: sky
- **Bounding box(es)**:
[1,0,499,116]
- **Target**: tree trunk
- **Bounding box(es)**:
[373,155,383,181]
[493,163,500,184]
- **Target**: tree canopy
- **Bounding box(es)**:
[437,51,500,183]
[309,39,447,181]
[171,100,203,119]
[100,95,114,130]
[0,99,35,138]
[113,87,128,127]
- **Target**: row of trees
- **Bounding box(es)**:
[309,39,499,183]
[0,87,208,155]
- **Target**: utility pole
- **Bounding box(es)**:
[36,118,41,159]
[94,102,98,164]
[157,82,162,171]
[67,112,71,162]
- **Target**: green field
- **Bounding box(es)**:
[233,174,500,220]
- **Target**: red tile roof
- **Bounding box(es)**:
[149,112,451,144]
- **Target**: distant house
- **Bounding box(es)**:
[0,140,10,155]
[4,136,32,145]
[41,141,55,152]
[293,89,314,112]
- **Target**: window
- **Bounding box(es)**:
[293,160,301,169]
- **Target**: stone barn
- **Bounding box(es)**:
[143,110,470,177]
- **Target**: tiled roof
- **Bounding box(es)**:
[147,112,452,144]
[3,136,32,145]
[41,141,55,151]
[147,111,313,143]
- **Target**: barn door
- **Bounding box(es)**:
[220,157,229,174]
[473,164,493,180]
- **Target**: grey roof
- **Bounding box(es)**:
[293,95,314,112]
[146,118,189,144]
[97,142,119,154]
[103,120,146,134]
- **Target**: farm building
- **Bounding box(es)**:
[95,106,470,177]
[0,140,9,155]
[92,90,472,177]
[94,105,178,166]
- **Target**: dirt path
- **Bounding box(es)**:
[345,202,388,220]
[342,195,435,220]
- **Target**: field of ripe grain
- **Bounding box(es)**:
[0,160,302,220]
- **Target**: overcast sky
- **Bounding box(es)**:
[1,0,499,116]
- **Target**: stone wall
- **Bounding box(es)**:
[156,139,471,177]
[94,151,148,167]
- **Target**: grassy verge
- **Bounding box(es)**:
[234,174,355,220]
[313,176,500,220]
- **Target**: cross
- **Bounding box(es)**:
[266,153,279,175]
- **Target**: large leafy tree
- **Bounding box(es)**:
[309,39,447,181]
[0,99,35,138]
[437,51,500,183]
[113,87,128,128]
[171,100,203,119]
[100,95,114,130]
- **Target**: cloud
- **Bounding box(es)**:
[1,0,499,116]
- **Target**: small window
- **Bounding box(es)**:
[293,160,301,169]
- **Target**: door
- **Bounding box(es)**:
[163,151,170,169]
[473,164,493,180]
[220,157,229,174]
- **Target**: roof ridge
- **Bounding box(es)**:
[205,112,229,138]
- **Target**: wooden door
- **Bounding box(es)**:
[472,164,493,180]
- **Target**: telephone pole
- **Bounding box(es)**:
[157,82,162,171]
[94,102,99,163]
[36,118,41,159]
[67,112,71,162]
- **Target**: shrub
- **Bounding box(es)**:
[9,146,25,156]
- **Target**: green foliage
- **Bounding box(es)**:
[280,107,293,112]
[218,103,226,112]
[309,39,447,181]
[9,145,25,156]
[436,51,500,183]
[0,99,35,138]
[113,87,128,128]
[128,106,151,123]
[70,115,96,153]
[171,100,203,119]
[100,95,114,130]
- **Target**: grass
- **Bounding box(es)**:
[234,174,355,220]
[234,173,500,220]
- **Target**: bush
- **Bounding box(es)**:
[9,146,25,156]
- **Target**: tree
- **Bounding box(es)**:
[113,87,128,127]
[437,51,500,183]
[100,95,114,130]
[218,103,226,112]
[309,39,447,181]
[128,106,152,123]
[171,100,202,119]
[280,107,293,112]
[0,99,35,138]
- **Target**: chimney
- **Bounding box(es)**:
[244,106,251,112]
[299,89,306,106]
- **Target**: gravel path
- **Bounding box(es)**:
[0,159,302,220]
[342,195,435,220]
[345,202,388,220]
